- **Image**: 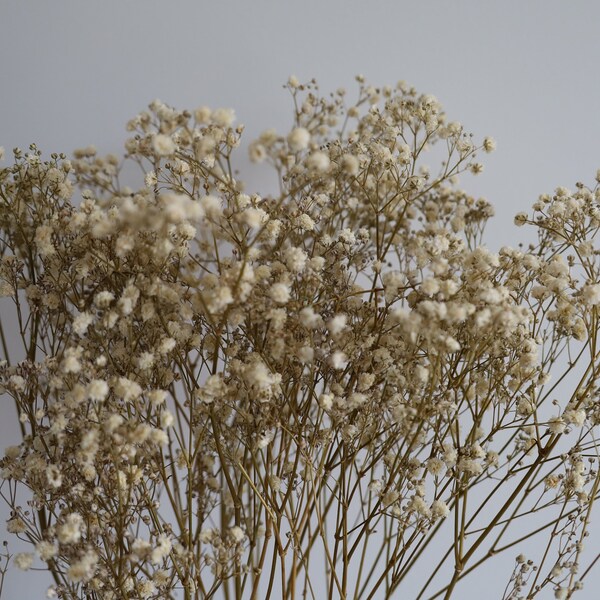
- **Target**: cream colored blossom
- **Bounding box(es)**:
[229,526,246,543]
[212,108,236,128]
[581,283,600,306]
[327,314,347,335]
[36,540,58,561]
[152,134,176,156]
[115,377,142,402]
[14,553,34,571]
[242,207,269,228]
[330,351,347,369]
[283,246,308,273]
[287,127,310,152]
[94,290,114,308]
[67,551,98,583]
[151,534,172,564]
[7,516,27,533]
[431,500,449,519]
[306,151,330,172]
[57,513,83,544]
[483,136,496,152]
[73,311,94,335]
[269,282,290,304]
[34,225,55,257]
[297,213,315,230]
[3,78,600,600]
[194,105,211,123]
[564,408,586,427]
[248,141,267,163]
[87,379,109,402]
[426,457,445,476]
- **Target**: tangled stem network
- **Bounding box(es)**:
[0,76,600,599]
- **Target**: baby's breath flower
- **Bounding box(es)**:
[4,446,20,459]
[14,552,34,571]
[297,213,315,230]
[581,283,600,306]
[139,580,157,598]
[319,393,333,411]
[212,107,236,128]
[137,351,155,370]
[8,375,26,392]
[287,127,310,152]
[283,246,308,273]
[194,105,211,123]
[35,225,56,257]
[45,464,62,488]
[144,170,157,187]
[248,141,267,163]
[515,212,527,227]
[6,516,27,534]
[61,347,82,374]
[329,351,347,370]
[94,290,115,308]
[269,282,291,304]
[327,314,347,336]
[151,534,172,564]
[57,513,83,544]
[87,379,108,402]
[115,377,142,402]
[341,153,360,175]
[483,136,496,152]
[158,337,177,354]
[200,194,222,218]
[306,151,330,172]
[229,526,246,543]
[242,206,269,228]
[160,410,174,428]
[409,495,431,519]
[563,408,586,427]
[152,134,176,156]
[299,306,322,328]
[73,311,94,336]
[67,551,98,583]
[426,457,445,476]
[457,458,483,476]
[382,490,400,508]
[554,588,567,600]
[36,541,58,561]
[3,77,600,600]
[548,417,566,435]
[431,500,449,519]
[148,389,167,406]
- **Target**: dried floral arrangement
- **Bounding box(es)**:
[0,77,599,599]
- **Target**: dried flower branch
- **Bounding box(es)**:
[0,77,599,599]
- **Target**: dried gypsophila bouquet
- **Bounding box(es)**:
[0,75,599,600]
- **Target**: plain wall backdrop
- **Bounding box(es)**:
[1,1,600,598]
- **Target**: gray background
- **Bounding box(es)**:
[2,1,600,598]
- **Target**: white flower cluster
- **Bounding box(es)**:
[0,78,597,600]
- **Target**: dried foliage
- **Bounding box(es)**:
[1,77,599,599]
